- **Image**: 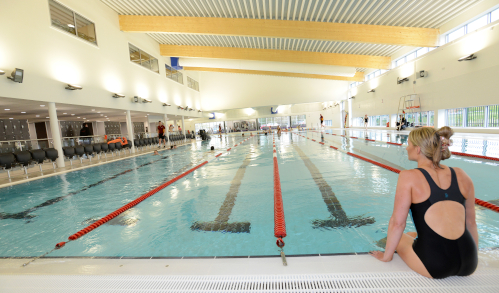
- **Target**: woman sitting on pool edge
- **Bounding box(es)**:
[370,126,478,279]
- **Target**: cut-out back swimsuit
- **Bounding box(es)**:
[410,168,478,279]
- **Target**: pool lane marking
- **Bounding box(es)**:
[41,136,257,259]
[298,133,499,213]
[312,130,499,162]
[292,144,375,229]
[0,154,173,221]
[273,134,287,250]
[308,132,406,171]
[191,151,254,233]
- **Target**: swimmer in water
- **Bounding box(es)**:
[153,150,159,155]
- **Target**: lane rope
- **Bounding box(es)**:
[273,134,286,248]
[296,132,499,213]
[312,130,499,162]
[23,135,256,267]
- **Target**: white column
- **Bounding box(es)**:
[48,102,65,167]
[173,119,177,133]
[126,110,135,153]
[164,114,169,145]
[181,115,185,136]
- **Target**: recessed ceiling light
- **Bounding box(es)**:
[36,115,40,117]
[40,105,45,107]
[21,112,26,114]
[63,113,67,114]
[71,114,75,116]
[4,109,10,111]
[97,112,101,113]
[77,117,80,118]
[9,118,13,119]
[67,24,75,28]
[46,117,49,118]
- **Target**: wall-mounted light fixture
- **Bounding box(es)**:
[132,96,141,103]
[184,106,189,111]
[177,106,184,110]
[397,77,409,84]
[163,103,171,106]
[112,93,125,98]
[198,110,202,113]
[349,96,355,99]
[0,69,5,75]
[458,54,476,61]
[65,84,82,90]
[367,89,375,93]
[189,108,195,111]
[7,68,24,83]
[141,98,152,103]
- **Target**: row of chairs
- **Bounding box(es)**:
[62,141,132,165]
[0,148,59,178]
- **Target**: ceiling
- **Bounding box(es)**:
[0,97,194,123]
[101,0,483,72]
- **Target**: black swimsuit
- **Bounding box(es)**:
[410,168,478,279]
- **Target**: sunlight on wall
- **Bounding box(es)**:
[50,57,81,85]
[102,73,123,94]
[244,108,255,115]
[459,31,491,57]
[399,63,414,79]
[135,83,149,99]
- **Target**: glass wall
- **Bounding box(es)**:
[446,105,498,128]
[290,115,306,127]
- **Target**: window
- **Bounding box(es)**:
[447,27,466,42]
[324,120,332,127]
[445,106,497,128]
[49,0,97,45]
[165,64,183,84]
[446,108,464,127]
[467,15,488,32]
[128,44,159,73]
[492,8,499,22]
[291,115,306,127]
[406,52,416,62]
[187,76,200,91]
[416,47,429,57]
[395,58,406,67]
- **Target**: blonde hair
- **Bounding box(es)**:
[408,126,454,168]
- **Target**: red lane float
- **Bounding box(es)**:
[302,131,499,213]
[273,134,286,248]
[55,136,255,249]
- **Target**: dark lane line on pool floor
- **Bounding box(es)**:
[190,150,254,233]
[308,132,406,172]
[0,154,174,221]
[292,144,375,229]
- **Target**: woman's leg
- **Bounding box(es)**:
[396,232,432,278]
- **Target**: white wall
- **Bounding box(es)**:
[198,71,349,111]
[348,20,499,133]
[0,0,202,118]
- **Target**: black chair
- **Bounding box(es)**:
[0,153,16,178]
[75,145,85,163]
[115,142,123,154]
[154,137,159,144]
[14,151,32,174]
[44,148,59,169]
[100,143,109,158]
[108,143,116,156]
[134,139,140,150]
[30,149,46,172]
[93,144,102,159]
[63,147,76,166]
[139,139,145,150]
[84,145,95,162]
[147,138,152,147]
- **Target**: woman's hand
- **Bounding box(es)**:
[369,250,393,262]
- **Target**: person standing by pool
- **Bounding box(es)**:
[157,121,166,148]
[320,114,324,128]
[364,115,369,130]
[219,124,222,137]
[370,126,478,279]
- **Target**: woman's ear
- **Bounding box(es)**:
[416,146,421,155]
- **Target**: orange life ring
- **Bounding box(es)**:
[108,137,128,145]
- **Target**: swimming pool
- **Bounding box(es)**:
[0,131,498,258]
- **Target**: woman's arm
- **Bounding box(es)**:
[458,168,479,247]
[371,170,413,261]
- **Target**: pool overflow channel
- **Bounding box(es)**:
[22,135,255,267]
[303,130,499,213]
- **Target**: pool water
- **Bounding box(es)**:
[0,131,498,258]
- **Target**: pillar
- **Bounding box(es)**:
[164,114,169,145]
[126,110,135,153]
[181,115,185,136]
[48,102,65,167]
[173,119,177,133]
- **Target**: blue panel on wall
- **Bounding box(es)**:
[271,107,278,114]
[170,57,183,70]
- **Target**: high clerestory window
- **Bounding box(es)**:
[445,7,499,43]
[187,76,199,91]
[165,64,183,84]
[49,0,97,45]
[393,47,436,68]
[128,44,159,73]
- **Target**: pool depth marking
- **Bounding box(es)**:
[191,151,253,233]
[0,154,172,221]
[292,144,375,229]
